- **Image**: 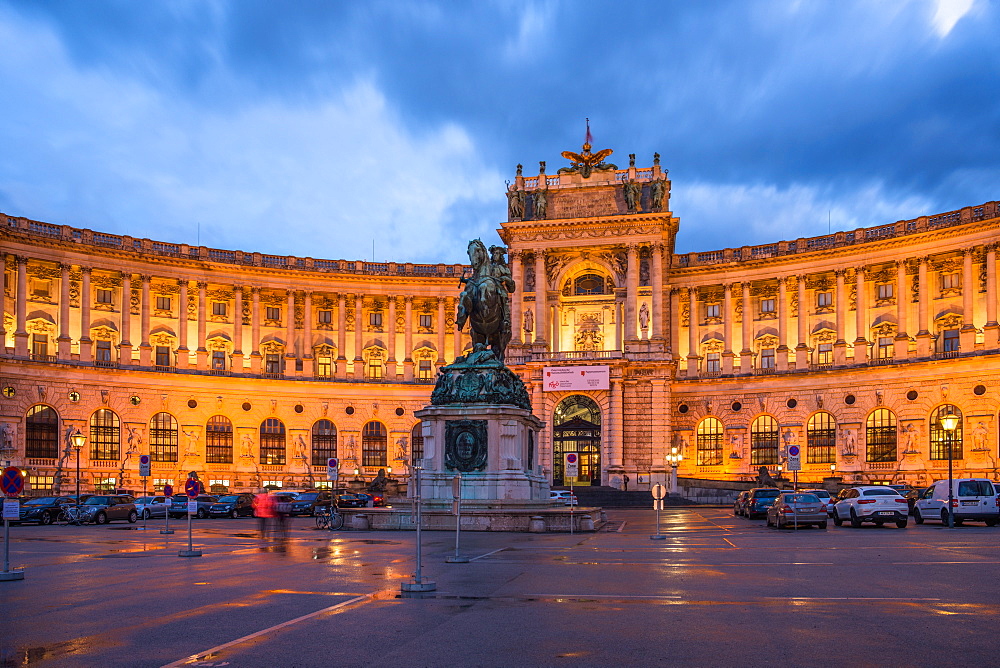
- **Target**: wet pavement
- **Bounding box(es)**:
[3,508,1000,666]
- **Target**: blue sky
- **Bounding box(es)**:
[1,0,996,264]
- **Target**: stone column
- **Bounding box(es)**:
[336,292,347,379]
[250,287,262,374]
[79,267,93,362]
[615,295,624,351]
[893,260,909,358]
[285,289,297,369]
[302,290,313,375]
[58,263,72,359]
[686,287,699,377]
[795,274,809,368]
[353,294,364,379]
[722,283,735,374]
[386,295,397,379]
[915,258,932,357]
[739,281,753,372]
[436,297,446,367]
[177,280,190,368]
[196,281,208,370]
[534,250,547,344]
[854,267,869,364]
[834,269,847,365]
[985,245,999,347]
[550,298,560,352]
[232,286,244,372]
[119,271,133,364]
[510,251,523,344]
[608,378,624,468]
[651,243,664,340]
[0,253,6,346]
[625,244,639,341]
[961,248,977,350]
[138,275,152,366]
[668,288,680,360]
[13,256,28,356]
[403,296,414,381]
[776,277,789,371]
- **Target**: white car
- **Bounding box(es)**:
[912,478,1000,526]
[832,486,909,528]
[550,490,578,506]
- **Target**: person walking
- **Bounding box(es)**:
[253,490,275,539]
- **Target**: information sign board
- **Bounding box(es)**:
[139,454,150,478]
[187,500,198,514]
[2,499,19,520]
[543,365,610,392]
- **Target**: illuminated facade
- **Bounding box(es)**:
[3,148,999,495]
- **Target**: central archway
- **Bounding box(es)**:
[553,395,602,486]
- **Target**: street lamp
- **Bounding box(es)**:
[665,447,682,494]
[70,429,86,501]
[939,411,960,528]
[829,463,836,476]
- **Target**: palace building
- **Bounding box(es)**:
[2,145,999,496]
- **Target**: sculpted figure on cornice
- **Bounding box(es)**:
[596,249,627,286]
[545,253,573,289]
[508,224,665,244]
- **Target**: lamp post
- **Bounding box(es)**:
[939,412,960,529]
[70,429,86,501]
[665,447,682,494]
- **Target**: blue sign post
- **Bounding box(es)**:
[1,466,25,581]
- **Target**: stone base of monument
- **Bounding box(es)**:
[339,505,604,533]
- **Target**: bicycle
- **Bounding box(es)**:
[314,506,344,530]
[58,505,88,526]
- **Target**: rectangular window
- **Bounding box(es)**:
[941,272,960,290]
[153,478,173,490]
[266,306,281,321]
[314,481,332,490]
[31,334,48,357]
[208,479,230,493]
[265,354,282,374]
[94,477,117,493]
[369,312,383,327]
[941,329,959,352]
[96,340,112,362]
[816,343,833,364]
[418,359,433,380]
[705,352,720,373]
[262,480,283,489]
[156,296,171,311]
[155,346,171,367]
[316,356,333,377]
[877,283,893,300]
[27,474,55,492]
[32,279,50,297]
[760,298,775,314]
[212,350,226,370]
[212,301,227,317]
[817,291,832,307]
[760,348,775,369]
[877,336,893,359]
[368,358,384,379]
[318,310,332,324]
[705,304,720,318]
[419,314,432,329]
[96,289,113,304]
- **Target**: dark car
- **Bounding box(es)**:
[18,496,77,525]
[733,491,751,517]
[78,495,138,524]
[354,492,386,508]
[209,493,256,518]
[169,494,219,519]
[288,491,333,516]
[745,488,783,519]
[334,493,365,508]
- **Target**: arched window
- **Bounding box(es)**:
[750,415,779,466]
[260,418,286,465]
[205,416,233,464]
[929,404,963,460]
[149,412,179,462]
[866,409,897,462]
[362,421,387,467]
[90,409,120,460]
[411,422,424,465]
[25,405,58,459]
[574,273,607,296]
[311,419,337,466]
[696,417,724,466]
[806,412,836,464]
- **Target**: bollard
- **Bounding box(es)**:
[528,516,546,533]
[580,514,595,532]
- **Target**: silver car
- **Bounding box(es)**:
[766,492,828,529]
[134,495,169,519]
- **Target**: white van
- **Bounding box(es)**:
[912,478,1000,526]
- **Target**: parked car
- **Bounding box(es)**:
[352,492,386,508]
[800,489,833,515]
[550,490,579,506]
[733,490,751,516]
[209,493,256,518]
[912,478,1000,526]
[78,495,138,524]
[334,493,366,508]
[766,492,828,529]
[288,491,333,516]
[134,496,169,519]
[18,496,77,525]
[272,493,296,516]
[169,494,219,519]
[745,488,782,519]
[832,486,909,528]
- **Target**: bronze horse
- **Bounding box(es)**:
[456,239,512,364]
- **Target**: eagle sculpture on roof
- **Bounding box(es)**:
[559,142,616,178]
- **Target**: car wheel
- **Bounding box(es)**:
[913,508,924,524]
[94,511,108,525]
[817,521,828,530]
[766,516,773,527]
[40,511,54,525]
[895,519,908,529]
[985,519,998,527]
[231,509,239,519]
[874,521,884,528]
[196,509,207,519]
[941,510,950,525]
[128,510,138,524]
[833,509,843,527]
[850,509,862,528]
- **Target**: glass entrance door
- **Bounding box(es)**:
[553,394,603,486]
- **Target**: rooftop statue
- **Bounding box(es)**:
[558,119,617,178]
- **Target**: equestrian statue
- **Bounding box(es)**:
[456,239,515,364]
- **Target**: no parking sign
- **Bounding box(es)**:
[787,444,801,471]
[564,453,579,478]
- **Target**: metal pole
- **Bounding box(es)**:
[570,480,574,535]
[947,431,955,528]
[162,501,172,534]
[446,473,468,563]
[3,517,9,572]
[142,477,147,531]
[415,468,423,582]
[401,467,435,592]
[75,448,80,501]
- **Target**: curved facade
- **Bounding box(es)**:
[3,148,999,495]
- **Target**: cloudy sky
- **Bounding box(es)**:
[1,0,996,264]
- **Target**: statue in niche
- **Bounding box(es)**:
[901,424,918,454]
[650,178,667,210]
[0,423,12,452]
[456,240,514,364]
[623,179,641,212]
[506,185,525,219]
[523,309,534,334]
[971,421,989,451]
[639,302,650,330]
[533,187,549,219]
